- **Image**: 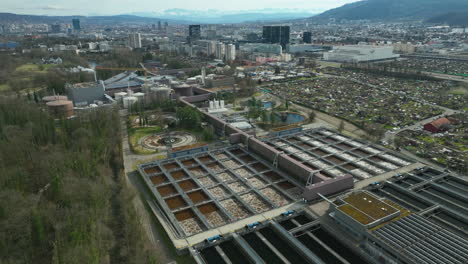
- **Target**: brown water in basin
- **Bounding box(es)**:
[198,203,217,214]
[171,170,188,180]
[198,155,213,163]
[343,163,358,170]
[325,155,345,164]
[165,196,187,210]
[230,148,245,156]
[263,171,282,182]
[182,159,197,167]
[287,137,301,143]
[188,190,210,204]
[174,208,195,221]
[178,180,198,191]
[150,175,168,185]
[297,142,313,149]
[370,156,384,162]
[311,148,328,156]
[323,137,337,143]
[157,185,177,197]
[278,181,295,190]
[163,162,179,170]
[251,162,268,172]
[352,149,370,157]
[144,166,161,174]
[338,143,353,150]
[239,155,255,163]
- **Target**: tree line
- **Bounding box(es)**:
[0,98,157,264]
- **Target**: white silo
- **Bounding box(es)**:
[220,100,225,109]
[123,96,138,109]
[133,92,145,103]
[115,92,127,103]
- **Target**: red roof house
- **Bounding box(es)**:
[423,117,451,133]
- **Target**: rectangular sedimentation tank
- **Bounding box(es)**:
[139,145,305,239]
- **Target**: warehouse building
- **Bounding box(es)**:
[323,45,400,63]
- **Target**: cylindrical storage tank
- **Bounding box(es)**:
[220,100,225,109]
[115,92,127,103]
[133,92,145,103]
[46,100,74,118]
[173,85,193,97]
[214,100,220,109]
[42,95,68,103]
[151,87,173,103]
[123,96,138,109]
[209,101,214,110]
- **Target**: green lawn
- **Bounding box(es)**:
[128,126,162,155]
[15,63,55,73]
[0,84,10,91]
[449,89,467,95]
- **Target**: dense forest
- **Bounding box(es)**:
[0,98,156,263]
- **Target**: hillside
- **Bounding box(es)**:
[312,0,468,22]
[426,11,468,26]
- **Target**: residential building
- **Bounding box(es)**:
[215,42,225,60]
[225,44,236,62]
[128,33,142,49]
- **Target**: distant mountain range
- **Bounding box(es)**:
[426,11,468,26]
[0,9,316,25]
[0,13,191,25]
[127,9,316,23]
[311,0,468,22]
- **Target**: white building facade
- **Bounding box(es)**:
[323,45,399,63]
[128,33,142,49]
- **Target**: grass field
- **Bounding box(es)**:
[449,88,468,95]
[15,63,55,73]
[128,126,162,155]
[0,84,10,91]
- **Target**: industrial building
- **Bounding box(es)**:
[65,82,105,106]
[137,124,418,251]
[133,85,467,263]
[323,45,400,63]
[240,43,283,55]
[288,44,324,54]
[328,166,468,264]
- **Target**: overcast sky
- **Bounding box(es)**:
[4,0,359,16]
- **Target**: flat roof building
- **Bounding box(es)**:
[323,45,400,63]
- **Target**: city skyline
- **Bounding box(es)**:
[3,0,359,16]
